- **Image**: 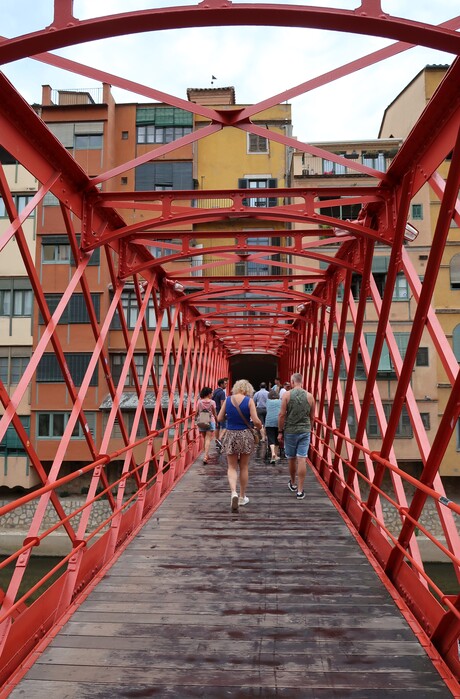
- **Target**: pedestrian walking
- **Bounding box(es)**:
[212,377,228,451]
[196,386,218,464]
[217,379,263,512]
[265,389,282,463]
[253,381,269,441]
[279,381,291,399]
[277,373,315,500]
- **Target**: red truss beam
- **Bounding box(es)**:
[1,2,460,692]
[1,3,460,67]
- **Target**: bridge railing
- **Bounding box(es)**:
[310,415,460,679]
[0,414,205,688]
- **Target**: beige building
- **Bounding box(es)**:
[290,133,439,470]
[379,64,460,476]
[0,151,40,488]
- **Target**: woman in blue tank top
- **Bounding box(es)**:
[217,379,263,513]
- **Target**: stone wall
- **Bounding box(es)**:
[0,494,457,560]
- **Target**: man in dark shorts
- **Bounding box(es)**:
[212,377,228,451]
[253,381,269,442]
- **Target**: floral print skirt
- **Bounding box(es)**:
[221,428,255,455]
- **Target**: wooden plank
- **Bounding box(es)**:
[8,451,454,698]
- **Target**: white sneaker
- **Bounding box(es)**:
[231,492,239,511]
[239,496,249,506]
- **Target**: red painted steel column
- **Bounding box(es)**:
[383,128,460,579]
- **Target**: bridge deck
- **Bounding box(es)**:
[9,448,452,698]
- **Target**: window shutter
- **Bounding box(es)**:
[41,235,68,245]
[450,254,460,287]
[155,108,175,125]
[366,333,392,372]
[394,332,409,359]
[47,123,75,148]
[135,162,192,191]
[37,354,63,382]
[40,294,66,325]
[171,162,193,189]
[74,121,103,134]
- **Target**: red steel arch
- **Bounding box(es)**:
[0,0,460,692]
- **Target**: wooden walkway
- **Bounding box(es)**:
[8,447,453,698]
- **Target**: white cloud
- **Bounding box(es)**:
[1,0,458,142]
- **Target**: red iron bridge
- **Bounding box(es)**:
[1,2,460,696]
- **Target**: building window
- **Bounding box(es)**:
[238,178,278,207]
[355,351,367,380]
[121,131,129,140]
[450,254,460,289]
[110,290,157,330]
[43,192,60,206]
[393,274,409,300]
[42,239,71,263]
[39,294,100,324]
[37,353,98,386]
[362,151,386,171]
[411,203,423,219]
[453,325,460,361]
[137,125,192,144]
[37,412,96,439]
[47,122,103,150]
[367,405,380,437]
[322,158,346,175]
[0,354,31,385]
[135,161,193,191]
[318,198,361,220]
[304,283,314,294]
[121,177,128,185]
[367,404,412,438]
[74,134,103,150]
[0,416,30,454]
[350,274,362,300]
[334,404,357,438]
[103,410,161,439]
[416,347,429,366]
[235,237,274,276]
[366,334,393,375]
[373,272,386,297]
[247,134,269,153]
[0,279,32,317]
[421,413,431,430]
[71,238,100,267]
[111,353,154,388]
[136,106,193,144]
[41,237,100,266]
[384,403,412,437]
[0,194,35,218]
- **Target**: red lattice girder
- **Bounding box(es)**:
[0,2,460,692]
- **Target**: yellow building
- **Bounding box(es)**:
[188,87,291,279]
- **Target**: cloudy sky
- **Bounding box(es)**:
[1,0,458,143]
